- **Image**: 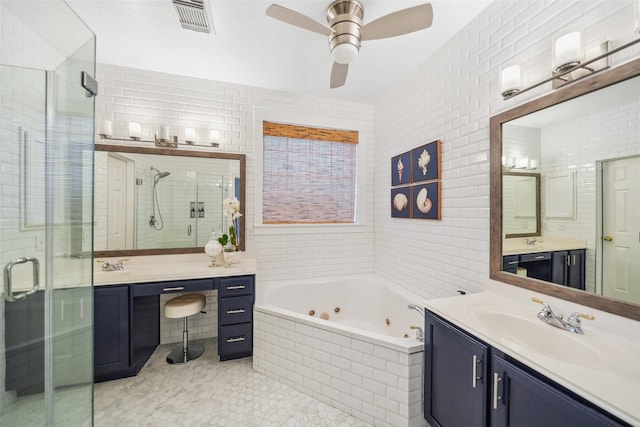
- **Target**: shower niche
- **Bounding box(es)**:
[94,147,243,253]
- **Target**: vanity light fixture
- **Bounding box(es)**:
[502,156,537,171]
[209,130,220,147]
[501,33,640,100]
[99,120,112,138]
[185,127,196,144]
[553,32,583,73]
[500,65,522,98]
[157,125,170,143]
[129,122,142,140]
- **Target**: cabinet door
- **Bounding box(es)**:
[491,355,624,427]
[551,250,568,285]
[94,285,130,380]
[567,249,585,290]
[5,291,44,396]
[425,312,488,427]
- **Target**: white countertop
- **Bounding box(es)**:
[502,237,587,255]
[423,280,640,426]
[94,253,257,286]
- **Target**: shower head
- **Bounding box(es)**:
[150,166,170,181]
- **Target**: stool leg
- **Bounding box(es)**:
[182,316,188,363]
[166,315,205,364]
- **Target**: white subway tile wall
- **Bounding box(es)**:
[253,310,425,427]
[372,0,639,300]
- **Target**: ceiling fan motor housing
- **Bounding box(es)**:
[327,0,363,63]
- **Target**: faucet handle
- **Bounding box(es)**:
[410,325,424,341]
[531,297,551,310]
[567,312,595,324]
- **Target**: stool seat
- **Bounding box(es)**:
[164,293,206,319]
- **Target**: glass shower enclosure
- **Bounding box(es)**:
[1,1,95,425]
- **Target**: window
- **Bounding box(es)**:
[262,121,358,224]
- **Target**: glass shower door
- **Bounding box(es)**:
[1,1,96,425]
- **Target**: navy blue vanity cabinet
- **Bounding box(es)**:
[502,255,519,274]
[94,285,131,382]
[425,311,489,427]
[425,312,629,427]
[491,354,626,427]
[551,249,586,290]
[5,290,44,396]
[217,275,255,361]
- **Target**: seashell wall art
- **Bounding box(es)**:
[390,140,441,220]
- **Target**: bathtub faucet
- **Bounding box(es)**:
[407,303,425,318]
[410,325,424,342]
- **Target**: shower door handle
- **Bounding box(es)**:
[3,256,40,302]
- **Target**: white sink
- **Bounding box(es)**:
[469,310,605,368]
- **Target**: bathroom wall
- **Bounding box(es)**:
[373,0,639,299]
[94,64,375,342]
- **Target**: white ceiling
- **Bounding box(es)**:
[66,0,491,104]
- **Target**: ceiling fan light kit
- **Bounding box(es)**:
[266,0,433,89]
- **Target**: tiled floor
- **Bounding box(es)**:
[94,339,372,427]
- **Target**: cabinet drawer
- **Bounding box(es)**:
[519,252,551,263]
[131,278,214,297]
[217,276,254,297]
[219,295,253,325]
[503,255,519,270]
[218,323,253,356]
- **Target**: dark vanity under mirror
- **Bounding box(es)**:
[94,144,246,257]
[490,58,640,321]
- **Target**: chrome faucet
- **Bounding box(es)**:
[532,297,594,334]
[525,237,539,246]
[99,258,128,271]
[410,325,424,342]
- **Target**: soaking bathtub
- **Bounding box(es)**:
[253,273,427,427]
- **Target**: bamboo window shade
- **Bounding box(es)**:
[262,121,358,224]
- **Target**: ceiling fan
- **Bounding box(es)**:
[266,0,433,89]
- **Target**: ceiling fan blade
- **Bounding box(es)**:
[330,62,349,89]
[361,3,433,41]
[266,4,334,36]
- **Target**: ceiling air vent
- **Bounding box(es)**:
[172,0,214,34]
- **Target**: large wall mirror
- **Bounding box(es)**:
[490,58,640,321]
[94,144,246,257]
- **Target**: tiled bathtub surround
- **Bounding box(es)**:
[253,274,426,426]
[254,311,425,427]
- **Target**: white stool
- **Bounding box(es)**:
[164,293,206,364]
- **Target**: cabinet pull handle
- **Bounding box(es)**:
[534,255,545,260]
[227,336,246,343]
[507,261,518,265]
[226,285,245,290]
[492,373,502,409]
[226,309,246,314]
[566,255,570,267]
[472,355,481,388]
[572,254,576,265]
[162,286,185,292]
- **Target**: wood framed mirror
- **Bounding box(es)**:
[490,58,640,321]
[94,144,246,258]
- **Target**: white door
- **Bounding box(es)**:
[602,156,640,304]
[107,154,134,249]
